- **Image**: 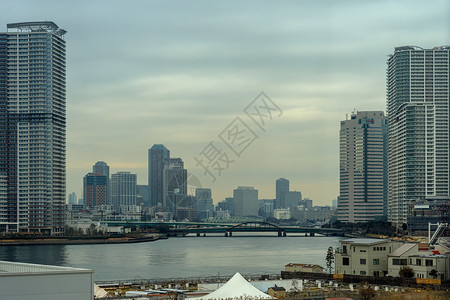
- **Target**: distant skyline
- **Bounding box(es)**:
[2,0,449,205]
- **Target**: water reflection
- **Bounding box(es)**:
[0,245,68,266]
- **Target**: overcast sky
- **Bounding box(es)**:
[2,0,449,205]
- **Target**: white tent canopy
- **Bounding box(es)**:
[193,273,273,299]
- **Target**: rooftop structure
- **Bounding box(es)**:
[0,260,93,299]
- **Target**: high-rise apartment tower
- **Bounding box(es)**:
[387,46,450,227]
[0,22,66,234]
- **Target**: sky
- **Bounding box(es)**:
[2,0,449,205]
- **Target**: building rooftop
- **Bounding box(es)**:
[340,238,389,245]
[7,21,66,36]
[285,263,323,268]
[0,261,92,276]
[389,243,416,257]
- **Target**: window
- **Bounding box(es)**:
[373,259,380,265]
[393,259,407,266]
[416,259,422,266]
[373,271,380,277]
[360,249,366,252]
[343,245,347,254]
[343,257,349,266]
[360,271,366,275]
[426,259,433,266]
[360,259,366,265]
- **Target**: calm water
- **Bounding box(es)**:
[0,234,343,281]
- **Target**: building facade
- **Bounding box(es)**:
[83,173,107,208]
[387,46,450,228]
[111,172,137,207]
[162,157,187,215]
[275,178,289,209]
[0,22,66,234]
[338,111,387,223]
[233,186,258,217]
[335,238,403,277]
[195,188,214,219]
[148,144,170,207]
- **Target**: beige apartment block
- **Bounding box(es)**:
[388,243,450,280]
[335,238,403,277]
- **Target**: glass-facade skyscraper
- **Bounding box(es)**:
[0,22,66,234]
[387,46,450,228]
[148,144,169,207]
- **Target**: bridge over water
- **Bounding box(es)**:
[102,221,345,237]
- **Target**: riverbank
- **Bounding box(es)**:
[0,233,167,246]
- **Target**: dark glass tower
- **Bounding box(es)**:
[275,178,289,209]
[148,144,170,207]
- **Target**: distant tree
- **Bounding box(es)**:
[326,246,334,274]
[399,266,414,278]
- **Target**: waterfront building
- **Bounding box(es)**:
[388,242,450,280]
[111,171,137,207]
[148,144,170,207]
[275,178,289,209]
[274,208,291,220]
[93,161,110,204]
[136,184,149,206]
[387,46,450,228]
[195,188,214,219]
[335,238,403,277]
[83,173,108,208]
[258,199,274,218]
[163,158,187,216]
[286,191,302,209]
[338,111,387,223]
[0,22,67,234]
[233,186,258,217]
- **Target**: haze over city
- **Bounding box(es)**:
[3,0,449,205]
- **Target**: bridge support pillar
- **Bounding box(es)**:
[196,233,200,237]
[283,232,286,237]
[278,231,282,237]
[310,232,315,237]
[225,232,228,237]
[229,232,232,237]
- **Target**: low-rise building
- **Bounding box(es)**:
[335,238,403,277]
[388,242,450,280]
[285,263,324,273]
[0,261,93,300]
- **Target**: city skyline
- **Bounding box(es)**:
[2,1,448,205]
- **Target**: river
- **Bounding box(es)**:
[0,234,344,281]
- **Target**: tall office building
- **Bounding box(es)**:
[162,158,187,214]
[233,186,258,217]
[93,161,110,204]
[83,173,107,208]
[0,22,66,234]
[111,172,137,207]
[337,111,388,222]
[275,178,289,209]
[387,46,450,228]
[195,188,214,219]
[148,144,170,207]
